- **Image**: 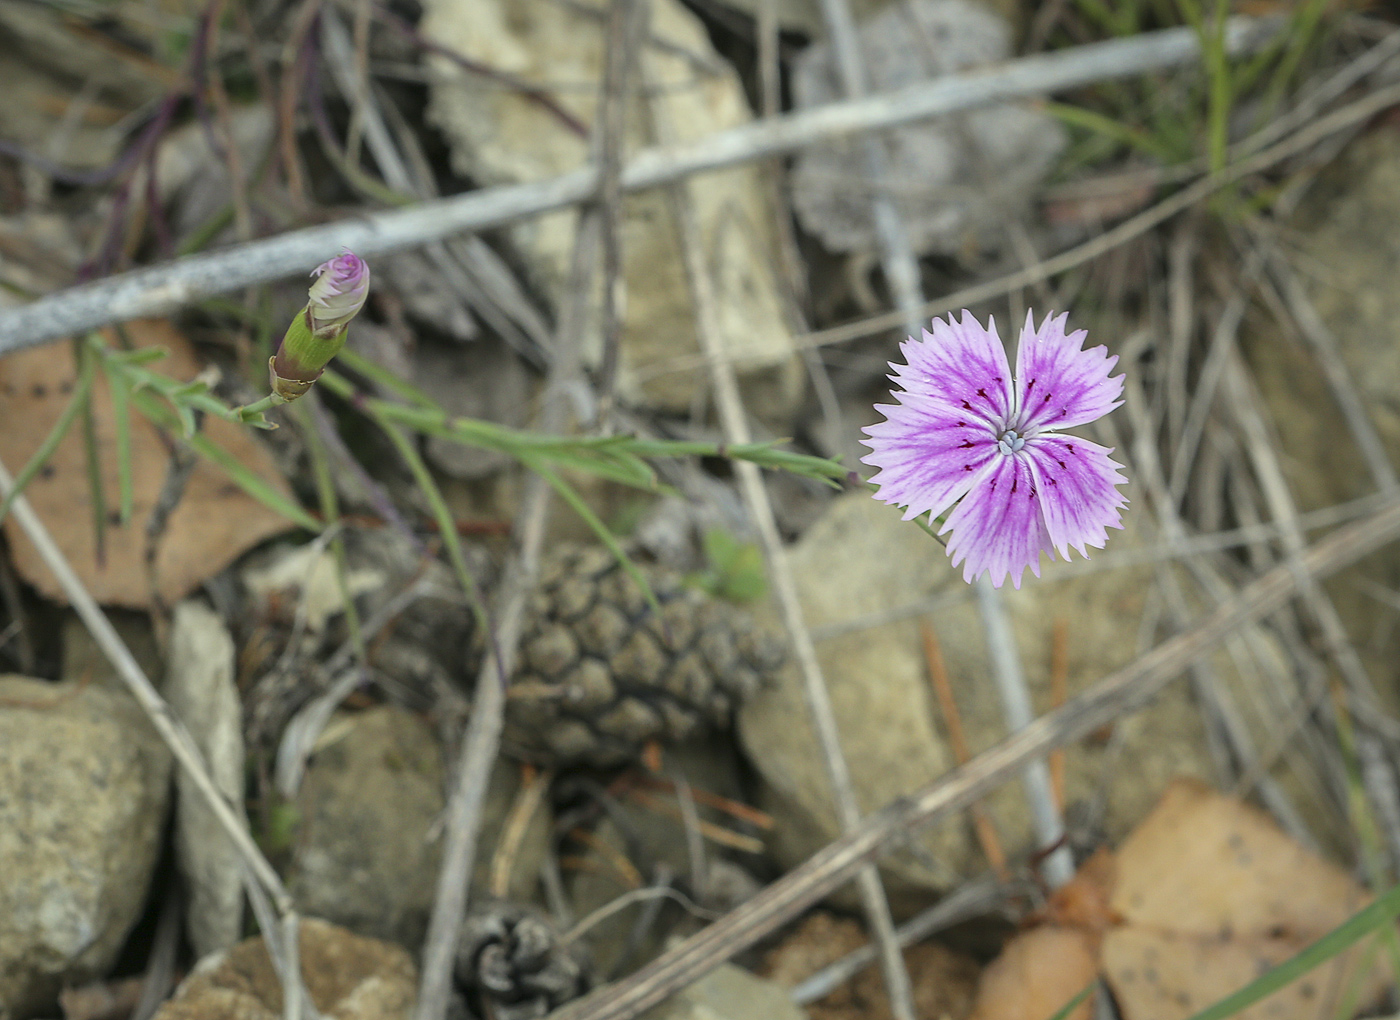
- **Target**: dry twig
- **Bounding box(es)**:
[0,18,1281,350]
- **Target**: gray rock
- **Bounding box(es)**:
[790,0,1064,257]
[165,600,245,960]
[152,917,415,1020]
[289,706,550,949]
[419,0,803,418]
[0,675,171,1019]
[738,491,1259,899]
[641,964,807,1020]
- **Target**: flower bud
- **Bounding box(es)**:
[306,248,370,338]
[268,248,369,402]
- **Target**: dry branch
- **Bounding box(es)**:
[0,18,1279,351]
[543,494,1400,1020]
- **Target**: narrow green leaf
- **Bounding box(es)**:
[131,390,321,532]
[1184,880,1400,1020]
[330,354,439,409]
[1044,981,1096,1020]
[528,458,663,619]
[376,416,488,633]
[78,342,107,565]
[104,353,135,523]
[0,346,97,524]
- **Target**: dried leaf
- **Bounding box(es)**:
[1105,778,1389,1020]
[967,926,1097,1020]
[0,320,295,608]
[1103,925,1361,1020]
[1112,779,1369,938]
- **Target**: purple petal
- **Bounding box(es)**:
[1022,434,1128,560]
[1013,310,1123,432]
[889,311,1016,428]
[940,453,1055,589]
[862,395,999,522]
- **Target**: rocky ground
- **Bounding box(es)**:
[3,2,1400,1020]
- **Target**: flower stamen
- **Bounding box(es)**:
[997,430,1027,456]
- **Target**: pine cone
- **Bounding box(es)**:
[504,545,785,766]
[454,904,589,1020]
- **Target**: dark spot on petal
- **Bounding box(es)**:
[963,464,974,472]
[958,441,974,449]
[1057,460,1066,469]
[961,400,973,411]
[1043,393,1052,402]
[955,421,965,427]
[976,387,988,399]
[1049,478,1058,486]
[1011,478,1018,494]
[1026,378,1036,395]
[1067,445,1077,454]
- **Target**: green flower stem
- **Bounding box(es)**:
[298,400,364,661]
[317,369,846,490]
[230,392,285,427]
[374,414,487,633]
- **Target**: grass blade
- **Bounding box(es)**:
[527,458,662,619]
[0,342,97,525]
[376,414,488,632]
[131,390,321,532]
[1184,880,1400,1020]
[78,341,107,565]
[103,351,136,523]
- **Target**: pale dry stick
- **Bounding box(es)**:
[921,622,1009,880]
[976,576,1074,887]
[767,73,1400,357]
[825,0,1063,987]
[1165,219,1197,449]
[754,0,849,471]
[1225,352,1400,723]
[1048,618,1068,811]
[413,475,553,1020]
[815,0,924,340]
[274,572,446,798]
[564,888,720,946]
[490,766,555,898]
[413,177,601,1020]
[544,493,1400,1020]
[789,875,1012,1006]
[320,11,503,353]
[595,0,644,414]
[0,454,305,1007]
[1168,253,1265,504]
[647,57,918,1020]
[808,491,1399,642]
[1224,354,1400,859]
[1260,245,1398,493]
[0,17,1284,350]
[1120,378,1314,842]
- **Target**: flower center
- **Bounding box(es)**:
[997,430,1026,456]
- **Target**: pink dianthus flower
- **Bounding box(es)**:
[862,310,1128,589]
